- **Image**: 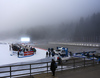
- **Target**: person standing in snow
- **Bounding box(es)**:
[18,51,19,57]
[46,51,48,57]
[49,51,51,57]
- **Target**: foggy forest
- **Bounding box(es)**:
[0,0,100,43]
[18,12,100,42]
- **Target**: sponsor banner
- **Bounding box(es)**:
[24,51,34,56]
[18,51,34,58]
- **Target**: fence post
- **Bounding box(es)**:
[47,62,48,73]
[10,66,11,78]
[73,59,75,69]
[84,57,85,67]
[30,64,31,76]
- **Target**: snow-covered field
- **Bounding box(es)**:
[0,43,47,66]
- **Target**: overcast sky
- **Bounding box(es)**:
[0,0,100,33]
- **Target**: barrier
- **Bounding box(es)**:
[0,57,99,78]
[49,42,100,47]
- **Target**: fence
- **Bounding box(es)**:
[0,57,99,78]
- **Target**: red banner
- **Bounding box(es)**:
[24,51,34,56]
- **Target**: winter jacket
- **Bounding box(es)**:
[50,60,56,71]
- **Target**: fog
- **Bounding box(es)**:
[0,0,100,42]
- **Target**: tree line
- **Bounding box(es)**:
[25,12,100,42]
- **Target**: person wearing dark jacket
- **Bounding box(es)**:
[50,59,57,76]
[46,51,48,57]
[18,51,19,57]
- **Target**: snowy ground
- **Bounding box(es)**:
[0,43,47,66]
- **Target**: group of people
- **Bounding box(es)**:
[46,48,55,57]
[17,45,36,57]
